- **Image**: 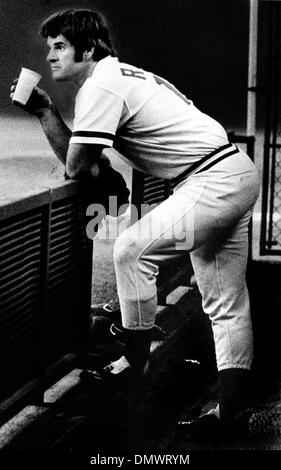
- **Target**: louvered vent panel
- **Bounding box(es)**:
[0,210,43,401]
[46,198,88,364]
[142,176,168,204]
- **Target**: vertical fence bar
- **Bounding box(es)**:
[267,1,278,249]
[259,0,281,255]
[268,2,280,250]
[247,0,259,138]
[260,0,273,255]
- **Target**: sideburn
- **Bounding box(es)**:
[74,49,84,62]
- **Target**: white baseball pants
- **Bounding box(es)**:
[113,148,260,371]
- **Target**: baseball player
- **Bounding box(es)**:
[10,9,260,437]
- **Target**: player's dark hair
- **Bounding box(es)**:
[40,9,116,62]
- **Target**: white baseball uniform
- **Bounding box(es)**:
[71,56,260,371]
[70,56,228,179]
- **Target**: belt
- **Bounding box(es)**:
[173,142,239,186]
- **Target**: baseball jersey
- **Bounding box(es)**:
[70,56,228,180]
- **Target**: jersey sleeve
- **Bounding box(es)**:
[70,84,124,147]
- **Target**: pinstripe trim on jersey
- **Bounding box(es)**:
[72,131,115,141]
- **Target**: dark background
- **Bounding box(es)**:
[0,0,251,130]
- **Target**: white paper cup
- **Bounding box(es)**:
[13,67,42,105]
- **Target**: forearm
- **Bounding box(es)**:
[65,143,117,180]
[39,105,71,165]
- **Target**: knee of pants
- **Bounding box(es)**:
[113,230,141,269]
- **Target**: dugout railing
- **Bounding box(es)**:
[0,181,93,425]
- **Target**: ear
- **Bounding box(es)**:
[83,47,95,61]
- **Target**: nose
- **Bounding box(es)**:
[47,49,58,63]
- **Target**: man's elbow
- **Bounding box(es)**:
[65,161,100,180]
[65,165,80,180]
[65,160,86,179]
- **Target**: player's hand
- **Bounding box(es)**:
[10,79,53,118]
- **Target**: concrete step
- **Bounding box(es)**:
[0,286,217,452]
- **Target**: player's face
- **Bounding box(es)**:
[46,35,83,82]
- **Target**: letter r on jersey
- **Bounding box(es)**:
[120,68,146,80]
